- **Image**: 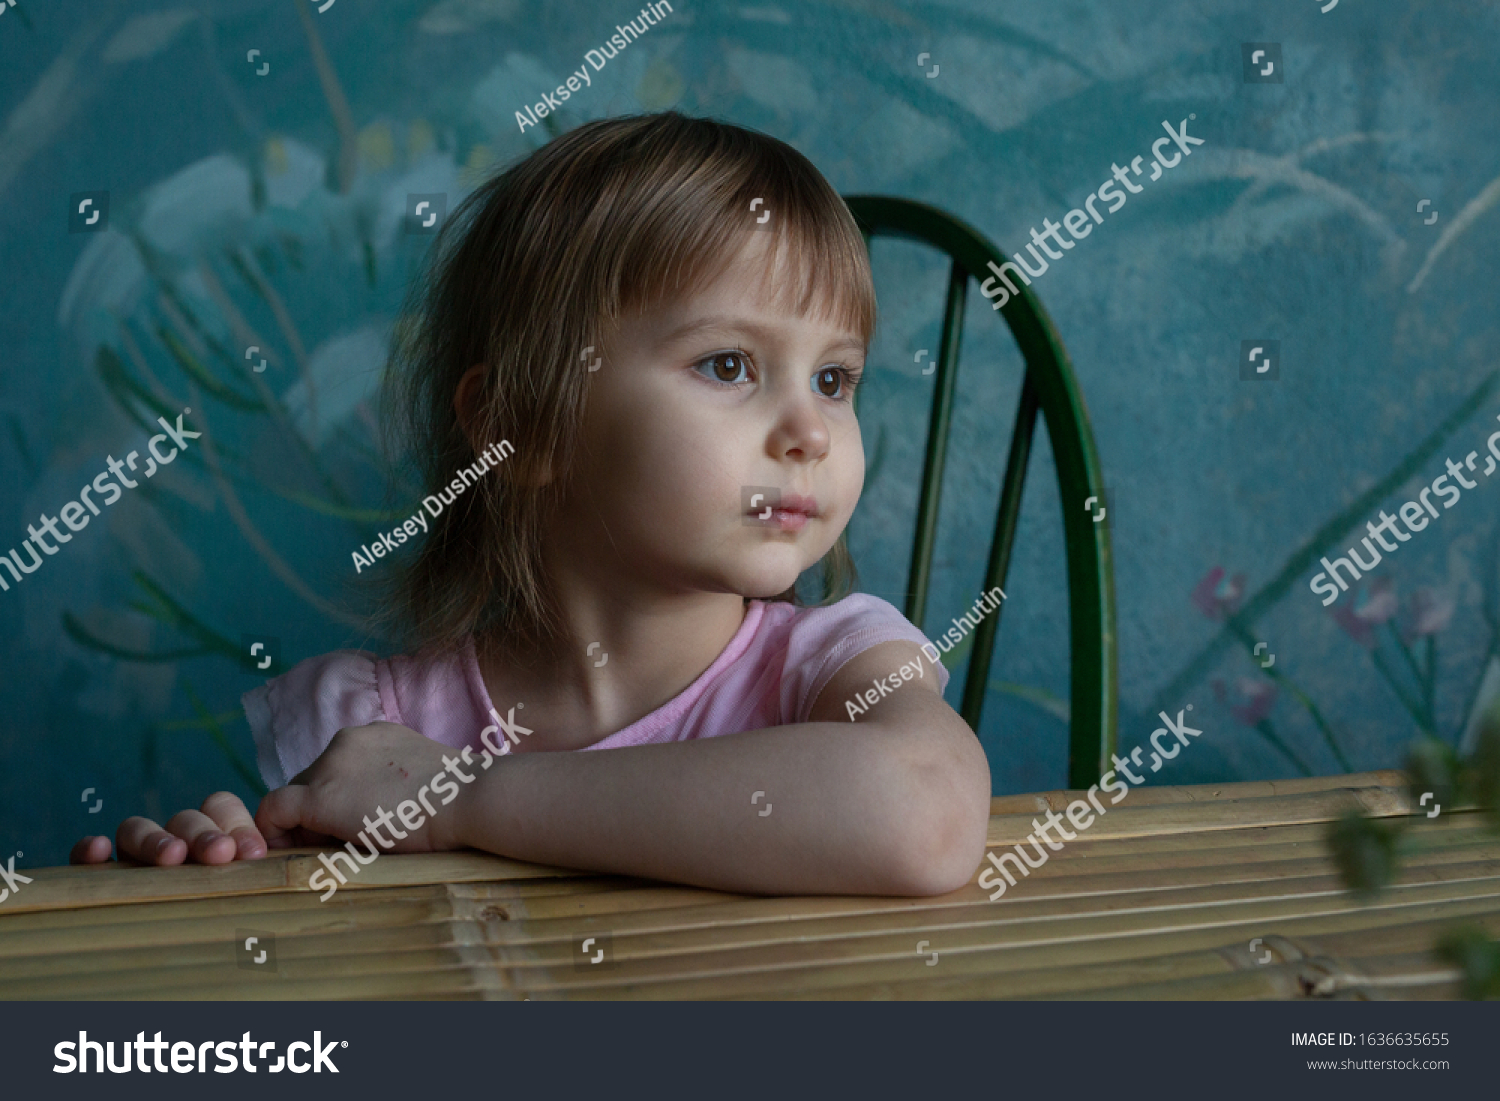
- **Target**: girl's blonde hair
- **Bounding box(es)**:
[378,111,875,656]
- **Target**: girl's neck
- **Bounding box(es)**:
[474,594,752,751]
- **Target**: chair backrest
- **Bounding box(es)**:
[844,195,1117,787]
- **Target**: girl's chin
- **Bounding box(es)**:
[732,566,817,600]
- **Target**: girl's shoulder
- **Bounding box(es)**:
[756,592,947,721]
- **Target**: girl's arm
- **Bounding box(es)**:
[452,641,991,896]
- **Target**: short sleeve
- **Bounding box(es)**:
[779,593,950,722]
[241,650,387,790]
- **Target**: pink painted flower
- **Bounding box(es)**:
[1192,566,1247,620]
[1329,577,1398,649]
[1213,676,1279,726]
[1401,587,1455,644]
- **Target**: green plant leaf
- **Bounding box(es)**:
[1467,711,1500,829]
[1407,737,1461,811]
[1327,809,1401,899]
[1434,926,1500,1000]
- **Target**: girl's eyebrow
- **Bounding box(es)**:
[660,314,865,356]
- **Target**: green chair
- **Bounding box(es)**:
[844,195,1118,787]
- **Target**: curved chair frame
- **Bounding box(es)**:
[845,195,1117,787]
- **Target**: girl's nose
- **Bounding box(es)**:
[765,395,831,462]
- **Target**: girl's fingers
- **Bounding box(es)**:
[71,799,267,866]
[163,809,241,865]
[69,835,114,864]
[254,785,313,846]
[115,816,189,866]
[199,791,268,860]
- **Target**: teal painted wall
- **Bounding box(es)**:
[2,0,1498,863]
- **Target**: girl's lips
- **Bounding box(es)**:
[746,493,817,532]
[765,508,808,533]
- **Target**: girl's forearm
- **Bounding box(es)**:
[454,722,957,895]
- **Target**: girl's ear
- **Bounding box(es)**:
[453,363,488,448]
[453,363,554,487]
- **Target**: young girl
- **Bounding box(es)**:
[72,111,991,897]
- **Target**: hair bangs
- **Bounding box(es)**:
[609,153,875,349]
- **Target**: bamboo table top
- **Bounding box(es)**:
[3,770,1495,1000]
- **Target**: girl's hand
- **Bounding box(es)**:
[255,722,473,854]
[69,792,269,866]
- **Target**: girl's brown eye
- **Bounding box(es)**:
[814,368,842,397]
[702,352,750,383]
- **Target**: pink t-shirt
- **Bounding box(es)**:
[242,593,947,789]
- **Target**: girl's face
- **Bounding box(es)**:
[553,231,866,601]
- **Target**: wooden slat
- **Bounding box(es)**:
[9,851,1496,996]
[284,850,582,891]
[0,848,588,916]
[987,783,1411,846]
[528,871,1500,972]
[0,854,303,915]
[1008,809,1490,862]
[986,769,1409,815]
[550,892,1500,1001]
[800,914,1500,1001]
[470,852,1500,948]
[3,774,1496,1000]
